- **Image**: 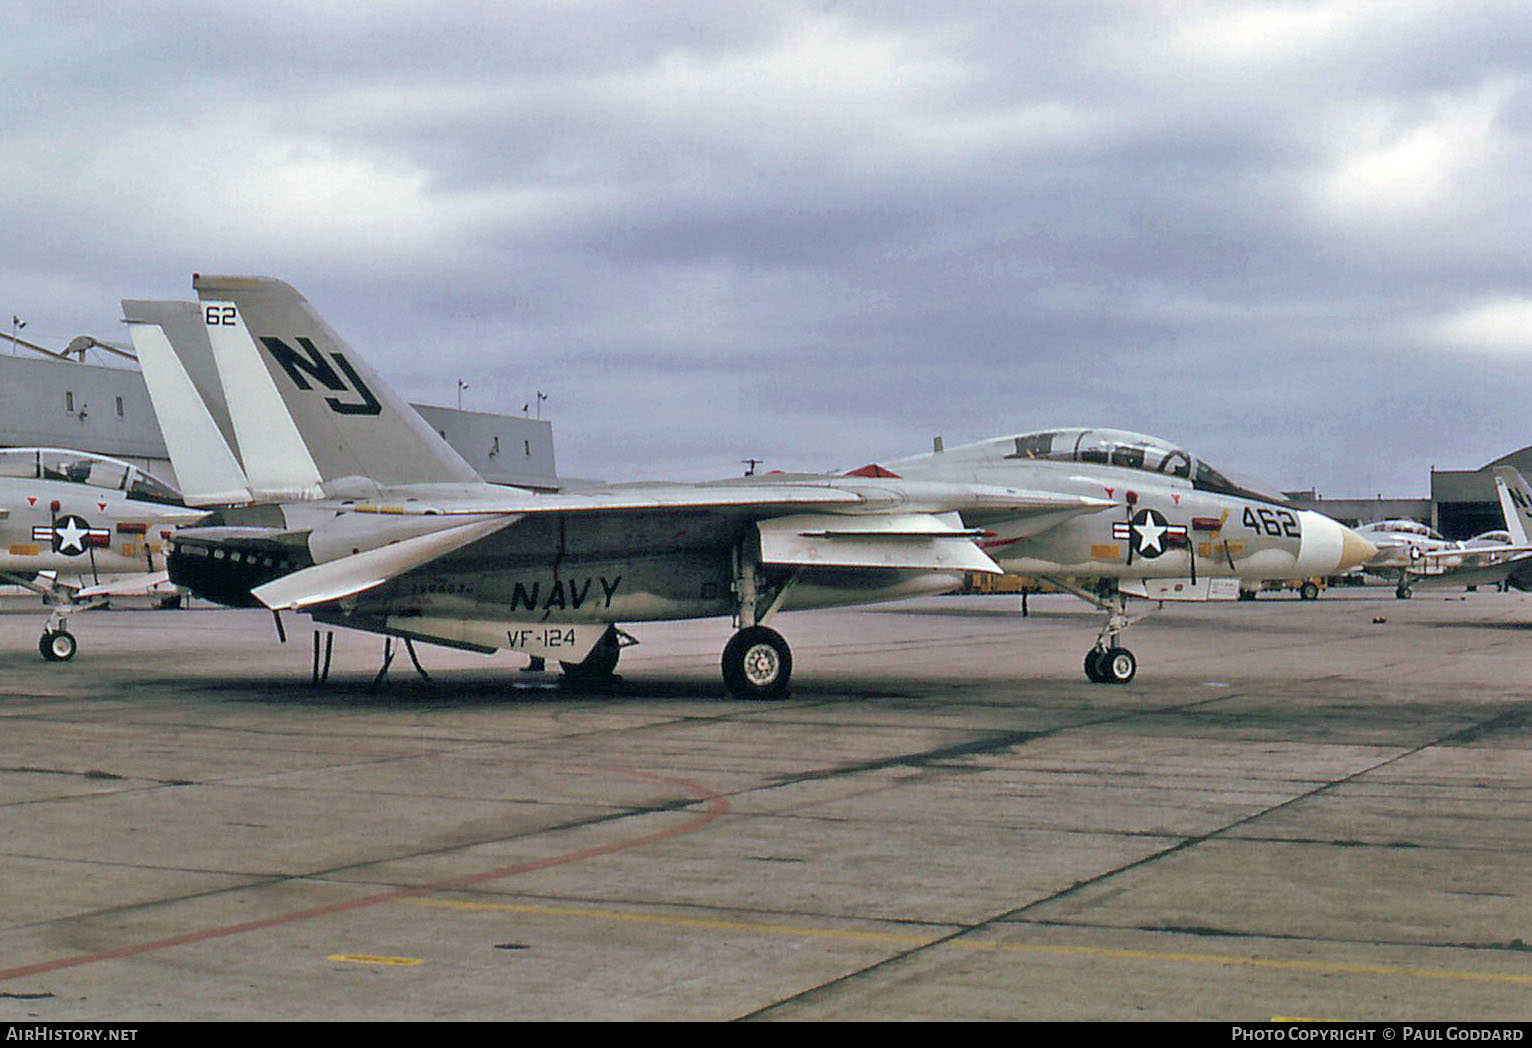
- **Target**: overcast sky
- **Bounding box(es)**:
[3,1,1528,496]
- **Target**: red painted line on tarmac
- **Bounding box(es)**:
[0,769,730,983]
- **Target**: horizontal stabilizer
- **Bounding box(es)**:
[757,513,1002,574]
[252,515,517,610]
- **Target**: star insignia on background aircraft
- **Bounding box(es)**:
[1353,466,1532,599]
[3,449,201,660]
[32,514,111,556]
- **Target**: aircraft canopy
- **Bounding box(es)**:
[1003,428,1289,504]
[0,448,183,505]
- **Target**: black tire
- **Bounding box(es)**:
[1299,581,1320,601]
[560,627,621,683]
[39,630,77,662]
[1100,646,1136,684]
[722,625,792,699]
[1084,649,1106,682]
[1395,585,1412,600]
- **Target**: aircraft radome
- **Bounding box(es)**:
[0,448,204,660]
[122,276,1376,694]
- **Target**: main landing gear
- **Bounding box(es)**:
[721,542,800,699]
[1049,578,1152,685]
[722,624,793,699]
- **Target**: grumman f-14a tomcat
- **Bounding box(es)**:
[122,275,1374,694]
[0,448,203,659]
[1357,466,1532,599]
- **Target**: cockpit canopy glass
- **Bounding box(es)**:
[1004,428,1288,504]
[1359,519,1444,540]
[0,448,183,505]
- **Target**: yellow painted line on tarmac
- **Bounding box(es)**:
[403,898,1532,986]
[403,898,937,946]
[327,953,425,967]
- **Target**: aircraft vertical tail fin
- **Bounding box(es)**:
[1493,467,1532,545]
[122,300,253,507]
[192,275,483,490]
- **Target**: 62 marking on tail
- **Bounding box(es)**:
[204,304,381,416]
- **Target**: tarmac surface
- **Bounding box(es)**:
[0,586,1528,1021]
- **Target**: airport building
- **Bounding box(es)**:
[1288,449,1532,540]
[0,352,561,492]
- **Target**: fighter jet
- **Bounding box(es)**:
[1357,496,1532,598]
[0,447,204,659]
[885,428,1375,679]
[123,275,1374,692]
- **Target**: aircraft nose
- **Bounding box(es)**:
[1296,511,1378,574]
[1338,525,1379,572]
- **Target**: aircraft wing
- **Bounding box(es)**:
[1413,544,1532,561]
[370,479,1115,520]
[244,484,1112,612]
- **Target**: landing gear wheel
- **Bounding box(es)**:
[1299,581,1320,601]
[1395,584,1413,600]
[1098,646,1136,684]
[1084,649,1107,683]
[39,630,77,663]
[722,625,792,699]
[560,627,621,684]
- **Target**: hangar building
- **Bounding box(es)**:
[1289,449,1532,540]
[0,352,560,492]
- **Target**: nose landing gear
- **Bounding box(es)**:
[1049,578,1151,685]
[39,627,77,662]
[1084,645,1136,684]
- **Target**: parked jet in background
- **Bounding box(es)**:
[0,448,204,659]
[1357,501,1532,598]
[124,276,1374,692]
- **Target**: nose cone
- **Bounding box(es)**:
[1296,511,1379,575]
[1338,525,1379,571]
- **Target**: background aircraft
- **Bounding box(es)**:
[124,275,1373,692]
[1357,487,1532,597]
[0,448,204,659]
